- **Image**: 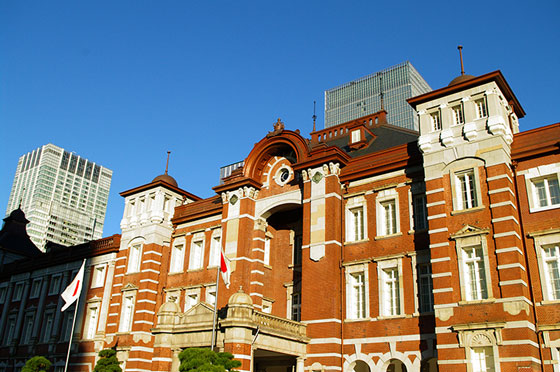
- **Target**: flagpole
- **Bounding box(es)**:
[211,262,220,351]
[64,258,86,372]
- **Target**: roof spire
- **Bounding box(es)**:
[312,100,317,132]
[165,151,170,175]
[458,45,465,76]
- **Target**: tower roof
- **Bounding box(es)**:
[151,174,178,187]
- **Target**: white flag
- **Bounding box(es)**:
[220,249,231,289]
[61,261,85,312]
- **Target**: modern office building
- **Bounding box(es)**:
[4,144,112,250]
[324,61,431,130]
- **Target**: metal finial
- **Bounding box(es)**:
[312,101,317,132]
[165,151,170,175]
[379,75,384,111]
[458,45,465,76]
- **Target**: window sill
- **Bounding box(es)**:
[374,232,402,241]
[264,264,272,270]
[344,317,371,323]
[207,265,219,269]
[168,271,184,276]
[376,314,409,320]
[451,205,485,215]
[344,239,370,246]
[458,298,495,305]
[408,229,428,235]
[529,204,560,214]
[539,300,560,306]
[186,268,203,273]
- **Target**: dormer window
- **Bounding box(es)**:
[430,112,442,131]
[351,129,361,143]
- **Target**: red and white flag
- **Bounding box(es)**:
[220,249,231,289]
[61,261,85,312]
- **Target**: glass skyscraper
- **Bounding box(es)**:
[324,61,432,130]
[5,144,112,250]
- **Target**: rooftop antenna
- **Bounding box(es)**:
[165,151,170,175]
[312,101,317,132]
[379,75,384,111]
[458,45,465,75]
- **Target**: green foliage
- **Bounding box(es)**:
[178,348,242,372]
[93,349,122,372]
[22,356,52,372]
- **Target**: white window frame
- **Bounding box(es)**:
[524,164,560,213]
[410,192,428,231]
[351,129,361,143]
[262,299,272,313]
[208,229,222,268]
[119,289,137,333]
[3,316,15,345]
[127,243,143,273]
[452,103,465,125]
[430,110,442,131]
[41,311,54,343]
[48,275,62,295]
[532,231,560,303]
[91,264,106,288]
[454,231,493,303]
[474,97,488,119]
[346,195,367,243]
[449,163,483,212]
[456,328,502,372]
[170,237,186,273]
[345,263,369,320]
[377,258,404,317]
[417,261,434,313]
[185,288,201,312]
[188,233,205,271]
[376,188,400,237]
[84,301,100,340]
[206,285,216,306]
[264,232,272,266]
[21,313,34,345]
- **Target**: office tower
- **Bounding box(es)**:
[5,144,112,250]
[324,61,432,130]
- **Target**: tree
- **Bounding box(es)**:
[21,356,52,372]
[179,348,241,372]
[93,349,122,372]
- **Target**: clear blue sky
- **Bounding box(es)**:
[1,1,559,237]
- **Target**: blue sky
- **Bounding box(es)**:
[1,1,559,237]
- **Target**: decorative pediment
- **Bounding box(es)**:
[185,302,214,316]
[87,295,103,303]
[121,283,139,292]
[450,224,490,240]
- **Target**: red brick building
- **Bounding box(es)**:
[1,68,559,372]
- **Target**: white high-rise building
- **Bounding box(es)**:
[5,144,112,250]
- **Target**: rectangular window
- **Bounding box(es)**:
[543,244,560,300]
[206,286,216,306]
[13,282,24,301]
[350,207,365,241]
[22,314,34,344]
[170,243,185,273]
[3,317,15,345]
[91,265,106,288]
[380,200,397,236]
[262,299,272,313]
[418,263,434,313]
[475,98,488,119]
[382,268,401,316]
[291,292,301,321]
[471,347,495,372]
[128,244,142,273]
[185,292,199,312]
[455,169,478,210]
[30,279,42,298]
[293,234,302,266]
[264,238,271,265]
[209,235,221,267]
[119,295,135,332]
[463,245,488,301]
[42,312,54,343]
[348,271,366,319]
[533,176,560,208]
[351,129,361,143]
[62,312,74,341]
[430,111,441,131]
[412,194,428,231]
[452,104,464,125]
[0,287,6,303]
[189,239,204,270]
[85,305,99,339]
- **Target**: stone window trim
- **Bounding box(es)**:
[523,163,560,213]
[274,165,294,186]
[126,238,145,274]
[118,284,138,334]
[30,278,42,299]
[91,264,107,288]
[344,262,370,321]
[48,275,62,296]
[452,322,504,372]
[208,228,222,268]
[451,226,494,302]
[377,257,405,318]
[184,287,201,312]
[345,195,368,243]
[429,107,442,132]
[448,159,485,213]
[83,296,102,340]
[188,232,205,271]
[376,188,400,238]
[528,228,560,303]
